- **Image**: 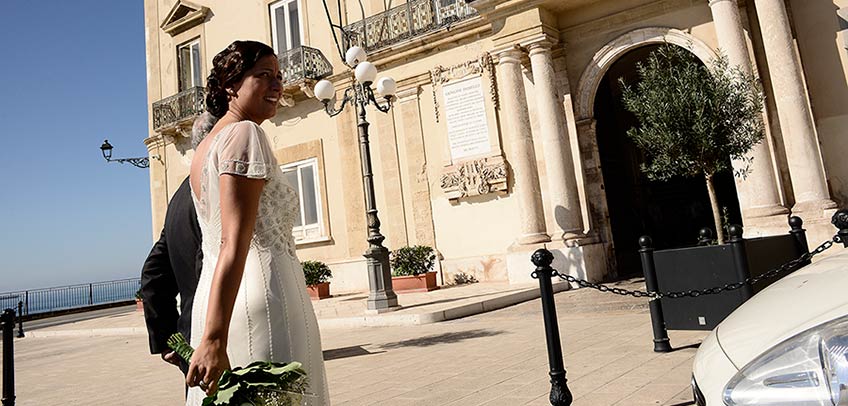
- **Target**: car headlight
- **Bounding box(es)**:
[723,314,848,405]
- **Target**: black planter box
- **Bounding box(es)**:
[643,219,809,331]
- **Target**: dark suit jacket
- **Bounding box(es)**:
[140,177,202,372]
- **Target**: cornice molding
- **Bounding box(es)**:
[161,1,210,36]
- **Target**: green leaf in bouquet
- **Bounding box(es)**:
[267,362,302,375]
[167,333,310,405]
[211,383,239,405]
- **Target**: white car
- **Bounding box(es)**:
[692,249,848,405]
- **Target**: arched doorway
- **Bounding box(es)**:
[593,44,743,276]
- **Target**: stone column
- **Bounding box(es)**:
[373,104,409,250]
[709,0,788,219]
[396,86,437,248]
[145,135,168,242]
[497,47,550,244]
[753,0,836,213]
[527,40,584,241]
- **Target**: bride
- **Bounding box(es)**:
[185,40,329,405]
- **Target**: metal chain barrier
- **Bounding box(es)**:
[550,236,841,300]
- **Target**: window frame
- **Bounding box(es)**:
[280,157,325,243]
[177,38,203,91]
[269,0,305,55]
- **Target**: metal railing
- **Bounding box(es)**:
[0,278,140,317]
[529,210,848,405]
[278,46,333,85]
[343,0,478,53]
[152,86,206,131]
[2,309,15,406]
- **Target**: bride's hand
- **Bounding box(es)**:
[186,338,230,395]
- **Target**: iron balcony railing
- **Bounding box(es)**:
[151,46,330,130]
[152,86,206,131]
[0,278,140,317]
[279,45,333,85]
[343,0,478,53]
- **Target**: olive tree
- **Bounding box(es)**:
[620,44,765,244]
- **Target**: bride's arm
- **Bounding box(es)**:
[186,173,265,395]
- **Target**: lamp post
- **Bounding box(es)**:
[313,44,400,312]
[99,140,158,169]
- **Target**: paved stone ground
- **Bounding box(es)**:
[4,281,706,405]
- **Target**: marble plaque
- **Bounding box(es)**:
[442,76,491,161]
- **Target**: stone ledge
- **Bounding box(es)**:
[317,281,570,329]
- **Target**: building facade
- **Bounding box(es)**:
[142,0,848,293]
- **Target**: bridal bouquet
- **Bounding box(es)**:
[167,333,310,406]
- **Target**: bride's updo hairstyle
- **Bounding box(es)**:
[206,40,276,118]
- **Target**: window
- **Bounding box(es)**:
[178,39,202,91]
[270,0,302,54]
[280,158,323,242]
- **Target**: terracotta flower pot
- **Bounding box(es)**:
[135,298,144,312]
[307,282,331,300]
[392,272,439,293]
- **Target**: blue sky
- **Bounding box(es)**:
[0,1,153,291]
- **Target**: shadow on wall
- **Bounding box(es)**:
[554,205,581,240]
[549,245,587,281]
[803,1,848,206]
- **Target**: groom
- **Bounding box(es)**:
[140,176,201,374]
[140,113,216,375]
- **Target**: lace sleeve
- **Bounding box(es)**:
[215,121,277,179]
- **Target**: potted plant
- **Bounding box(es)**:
[619,44,765,244]
[135,289,144,312]
[390,246,439,293]
[302,260,332,300]
[618,45,809,337]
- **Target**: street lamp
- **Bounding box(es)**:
[313,9,400,311]
[99,140,158,169]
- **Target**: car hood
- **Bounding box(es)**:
[716,251,848,369]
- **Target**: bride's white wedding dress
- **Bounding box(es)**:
[187,120,329,405]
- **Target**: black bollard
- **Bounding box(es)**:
[638,236,672,352]
[15,303,22,339]
[789,216,811,266]
[531,249,573,406]
[728,225,754,300]
[2,309,15,406]
[697,228,714,246]
[832,209,848,248]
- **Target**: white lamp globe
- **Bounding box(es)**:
[313,79,335,102]
[345,46,367,66]
[354,61,378,84]
[376,77,397,98]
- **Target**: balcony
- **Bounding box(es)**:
[278,46,333,105]
[279,45,333,85]
[152,86,205,135]
[151,47,331,132]
[343,0,478,54]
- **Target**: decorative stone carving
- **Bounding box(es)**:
[278,92,296,108]
[440,155,508,201]
[429,52,498,122]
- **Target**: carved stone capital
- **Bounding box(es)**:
[396,86,421,103]
[708,0,737,6]
[440,155,508,201]
[494,45,525,65]
[523,33,559,54]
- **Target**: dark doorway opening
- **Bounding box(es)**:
[593,44,743,277]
